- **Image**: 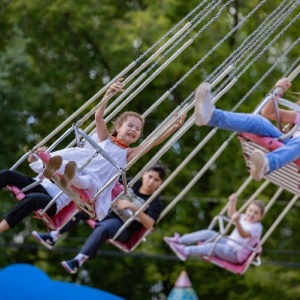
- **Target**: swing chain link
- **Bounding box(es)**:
[237,2,300,79]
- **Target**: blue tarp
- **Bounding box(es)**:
[0,263,125,300]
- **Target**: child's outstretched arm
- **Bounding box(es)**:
[149,113,186,148]
[127,113,186,162]
[28,146,49,174]
[28,146,48,163]
[261,77,295,123]
[95,78,125,141]
[228,194,252,238]
[227,193,238,218]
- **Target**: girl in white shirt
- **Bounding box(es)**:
[164,193,264,263]
[33,78,185,220]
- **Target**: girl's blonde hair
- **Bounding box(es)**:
[111,111,145,137]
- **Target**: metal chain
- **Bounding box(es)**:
[136,0,213,63]
[214,0,298,94]
[237,8,300,78]
[232,38,300,112]
[171,0,265,92]
[143,0,222,75]
[207,0,289,82]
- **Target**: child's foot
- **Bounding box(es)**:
[43,156,63,179]
[169,242,188,261]
[60,161,77,188]
[250,150,269,181]
[61,259,80,274]
[194,82,215,126]
[164,233,180,246]
[32,231,56,250]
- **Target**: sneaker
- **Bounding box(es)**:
[250,149,268,181]
[60,161,77,188]
[32,231,55,250]
[169,242,188,261]
[164,232,180,246]
[194,82,215,126]
[43,156,63,179]
[61,259,80,274]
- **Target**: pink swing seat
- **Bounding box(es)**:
[198,240,262,275]
[7,181,124,231]
[7,151,125,231]
[86,217,153,253]
[238,132,300,167]
[108,227,153,253]
[6,185,79,231]
[238,132,300,196]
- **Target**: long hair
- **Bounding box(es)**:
[111,111,145,137]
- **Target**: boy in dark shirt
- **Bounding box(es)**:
[33,163,166,274]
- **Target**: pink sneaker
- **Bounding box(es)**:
[164,232,180,246]
[169,242,188,261]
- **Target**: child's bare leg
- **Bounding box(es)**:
[0,219,10,234]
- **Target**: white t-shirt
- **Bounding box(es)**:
[226,214,263,263]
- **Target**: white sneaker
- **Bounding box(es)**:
[250,150,268,181]
[194,82,215,126]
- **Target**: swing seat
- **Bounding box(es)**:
[239,133,300,167]
[6,185,25,201]
[238,132,300,196]
[6,185,79,231]
[7,181,124,231]
[201,250,262,275]
[86,213,153,253]
[84,179,153,252]
[34,202,79,231]
[108,183,153,252]
[198,240,262,275]
[108,227,153,253]
[7,155,125,230]
[38,152,98,219]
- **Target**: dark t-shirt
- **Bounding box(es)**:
[106,180,163,235]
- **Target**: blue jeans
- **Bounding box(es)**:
[208,109,300,172]
[179,229,239,264]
